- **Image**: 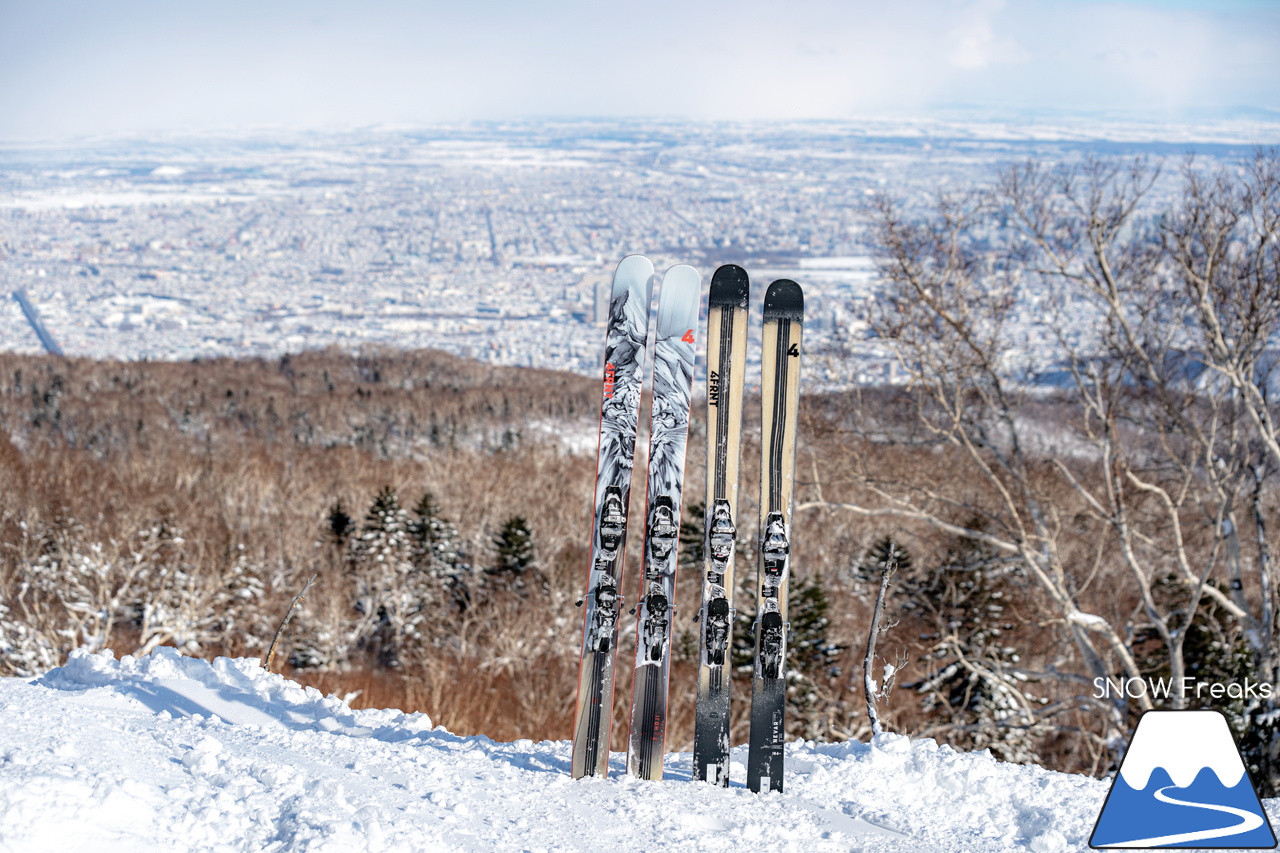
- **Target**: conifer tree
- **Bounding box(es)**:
[488,516,536,592]
[733,567,845,738]
[784,574,846,738]
[327,501,354,548]
[789,574,843,678]
[858,536,911,583]
[348,486,429,667]
[1138,574,1274,792]
[411,490,471,609]
[895,531,1039,764]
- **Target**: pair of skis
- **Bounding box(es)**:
[692,269,805,794]
[571,257,805,794]
[570,255,700,781]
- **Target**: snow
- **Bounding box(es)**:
[1066,611,1109,630]
[0,648,1263,852]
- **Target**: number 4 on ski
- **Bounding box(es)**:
[571,255,654,779]
[748,278,804,794]
[626,264,701,781]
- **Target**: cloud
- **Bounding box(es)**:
[948,0,1030,70]
[0,0,1275,139]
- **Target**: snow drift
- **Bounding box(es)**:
[0,648,1247,851]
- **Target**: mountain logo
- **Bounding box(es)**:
[1091,709,1276,848]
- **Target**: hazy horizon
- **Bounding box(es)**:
[2,0,1277,142]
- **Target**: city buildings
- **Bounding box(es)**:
[2,119,1270,387]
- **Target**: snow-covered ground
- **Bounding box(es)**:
[0,649,1245,852]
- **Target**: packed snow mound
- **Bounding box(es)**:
[0,649,1263,852]
[37,647,402,738]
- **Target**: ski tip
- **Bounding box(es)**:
[657,265,701,337]
[763,279,804,323]
[614,254,655,304]
[662,263,701,294]
[709,265,750,308]
[617,253,654,271]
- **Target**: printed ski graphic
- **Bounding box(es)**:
[747,279,804,794]
[692,264,750,786]
[626,264,701,781]
[571,254,654,779]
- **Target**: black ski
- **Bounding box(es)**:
[747,279,804,794]
[692,264,750,786]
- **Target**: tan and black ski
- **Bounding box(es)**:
[747,278,804,794]
[691,264,750,786]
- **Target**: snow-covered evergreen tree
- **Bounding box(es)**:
[411,491,471,608]
[347,486,431,667]
[895,533,1041,765]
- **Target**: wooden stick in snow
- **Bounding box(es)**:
[863,545,898,736]
[265,573,318,673]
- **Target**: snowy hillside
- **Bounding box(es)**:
[0,649,1232,852]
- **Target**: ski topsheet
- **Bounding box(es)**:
[692,264,750,786]
[747,279,804,794]
[572,254,654,779]
[626,264,701,781]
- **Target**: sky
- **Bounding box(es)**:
[0,0,1277,140]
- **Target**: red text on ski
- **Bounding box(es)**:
[603,362,617,399]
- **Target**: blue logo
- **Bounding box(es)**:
[1091,710,1276,848]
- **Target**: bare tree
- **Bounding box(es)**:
[802,149,1280,782]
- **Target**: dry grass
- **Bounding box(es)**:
[3,348,1263,775]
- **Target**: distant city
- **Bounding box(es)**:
[2,118,1275,389]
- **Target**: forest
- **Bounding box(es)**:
[2,150,1278,790]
